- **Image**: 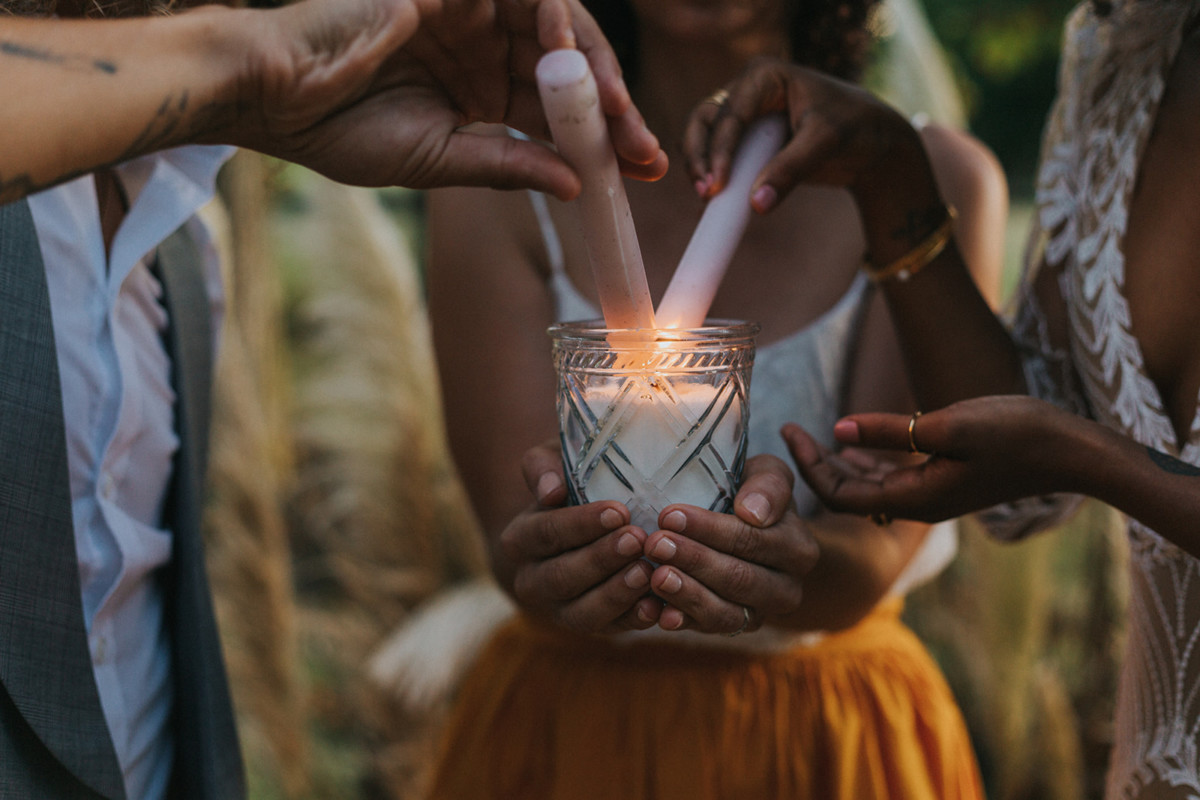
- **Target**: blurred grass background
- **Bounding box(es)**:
[198,0,1129,795]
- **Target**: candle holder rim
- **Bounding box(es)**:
[547,318,761,341]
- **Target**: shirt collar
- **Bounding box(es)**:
[107,145,235,290]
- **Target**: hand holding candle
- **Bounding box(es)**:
[656,114,788,330]
[537,49,656,331]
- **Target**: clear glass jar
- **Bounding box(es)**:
[549,319,759,531]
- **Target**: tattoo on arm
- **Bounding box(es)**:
[119,92,190,162]
[1147,446,1200,477]
[116,90,237,161]
[0,40,117,74]
[0,87,234,205]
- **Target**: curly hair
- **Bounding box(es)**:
[582,0,879,85]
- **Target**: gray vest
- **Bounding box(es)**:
[0,199,245,799]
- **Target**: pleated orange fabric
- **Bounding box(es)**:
[426,598,984,800]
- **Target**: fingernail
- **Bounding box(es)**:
[751,184,777,213]
[659,569,682,594]
[833,419,861,443]
[661,510,686,532]
[742,492,770,525]
[694,178,708,196]
[600,507,624,529]
[650,537,677,561]
[624,564,648,589]
[660,608,684,630]
[637,606,654,624]
[617,532,641,557]
[536,471,562,501]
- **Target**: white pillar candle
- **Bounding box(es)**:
[656,114,788,329]
[569,379,742,532]
[537,49,656,331]
[553,321,759,534]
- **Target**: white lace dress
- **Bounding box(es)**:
[986,1,1200,795]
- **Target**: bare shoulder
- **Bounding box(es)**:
[919,122,1009,306]
[918,123,1007,213]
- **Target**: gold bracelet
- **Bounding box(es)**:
[864,205,957,283]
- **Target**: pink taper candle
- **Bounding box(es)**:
[656,114,788,329]
[537,49,656,330]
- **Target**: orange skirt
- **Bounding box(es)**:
[427,598,984,800]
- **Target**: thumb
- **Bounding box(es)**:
[521,439,568,507]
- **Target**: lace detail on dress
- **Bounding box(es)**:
[1111,518,1200,799]
[993,0,1200,796]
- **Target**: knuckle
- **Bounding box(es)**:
[510,569,537,607]
[723,557,757,601]
[540,558,574,601]
[785,520,820,573]
[730,522,762,562]
[534,515,565,552]
[775,582,805,617]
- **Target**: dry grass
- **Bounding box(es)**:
[205,158,485,798]
[906,502,1128,800]
[203,151,310,799]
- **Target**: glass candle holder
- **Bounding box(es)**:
[550,320,759,531]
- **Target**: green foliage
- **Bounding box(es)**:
[923,0,1080,195]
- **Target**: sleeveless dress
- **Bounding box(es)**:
[423,195,982,800]
[980,1,1200,796]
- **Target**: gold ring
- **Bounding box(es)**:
[704,88,730,108]
[728,605,750,637]
[870,512,892,527]
[908,410,924,454]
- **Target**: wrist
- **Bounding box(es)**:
[170,5,258,146]
[1045,409,1126,498]
[848,115,945,267]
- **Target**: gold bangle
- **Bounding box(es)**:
[864,205,957,283]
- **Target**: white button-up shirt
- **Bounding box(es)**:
[27,145,233,800]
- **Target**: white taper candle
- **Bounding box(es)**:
[536,49,656,330]
[656,114,788,329]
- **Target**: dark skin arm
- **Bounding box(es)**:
[649,75,1007,634]
[684,60,1023,407]
[786,395,1200,559]
[787,26,1200,557]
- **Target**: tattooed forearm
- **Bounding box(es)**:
[1147,447,1200,477]
[116,90,237,163]
[119,91,189,161]
[0,40,116,74]
[0,88,235,205]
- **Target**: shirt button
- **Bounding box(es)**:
[100,473,116,499]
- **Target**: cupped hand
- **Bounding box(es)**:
[680,56,930,214]
[231,0,666,199]
[642,454,819,635]
[783,395,1082,523]
[491,441,664,635]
